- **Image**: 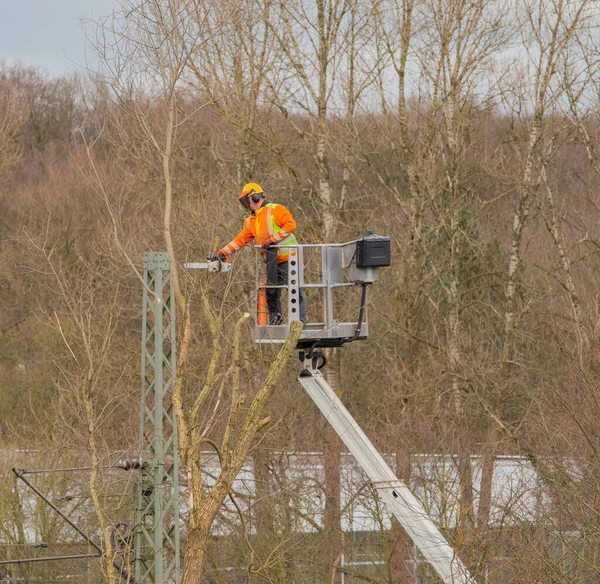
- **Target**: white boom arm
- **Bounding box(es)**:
[297,368,477,584]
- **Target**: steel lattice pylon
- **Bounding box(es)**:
[134,253,181,584]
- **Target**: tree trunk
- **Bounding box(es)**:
[323,440,343,584]
[182,520,212,584]
[323,349,343,584]
[181,322,303,583]
[390,449,413,583]
[252,447,274,580]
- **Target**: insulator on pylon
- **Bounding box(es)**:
[117,459,141,471]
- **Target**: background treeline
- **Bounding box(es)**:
[2,0,600,582]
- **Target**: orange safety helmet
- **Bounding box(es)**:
[239,182,264,209]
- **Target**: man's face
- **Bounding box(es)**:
[248,196,263,211]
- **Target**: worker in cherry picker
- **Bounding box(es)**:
[210,183,307,326]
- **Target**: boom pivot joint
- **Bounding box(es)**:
[299,347,327,375]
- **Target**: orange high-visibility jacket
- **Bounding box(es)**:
[219,202,299,263]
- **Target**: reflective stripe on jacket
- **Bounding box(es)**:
[219,202,299,263]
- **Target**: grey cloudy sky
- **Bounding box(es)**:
[0,0,117,76]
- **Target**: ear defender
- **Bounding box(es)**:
[251,193,262,203]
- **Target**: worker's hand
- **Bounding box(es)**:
[207,251,226,262]
[262,238,275,250]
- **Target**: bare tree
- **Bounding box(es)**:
[23,225,132,583]
[0,66,27,177]
[89,3,305,582]
[184,0,279,184]
[265,0,353,239]
[500,0,593,368]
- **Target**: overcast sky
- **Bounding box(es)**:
[0,0,117,76]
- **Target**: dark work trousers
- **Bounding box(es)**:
[266,249,307,325]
